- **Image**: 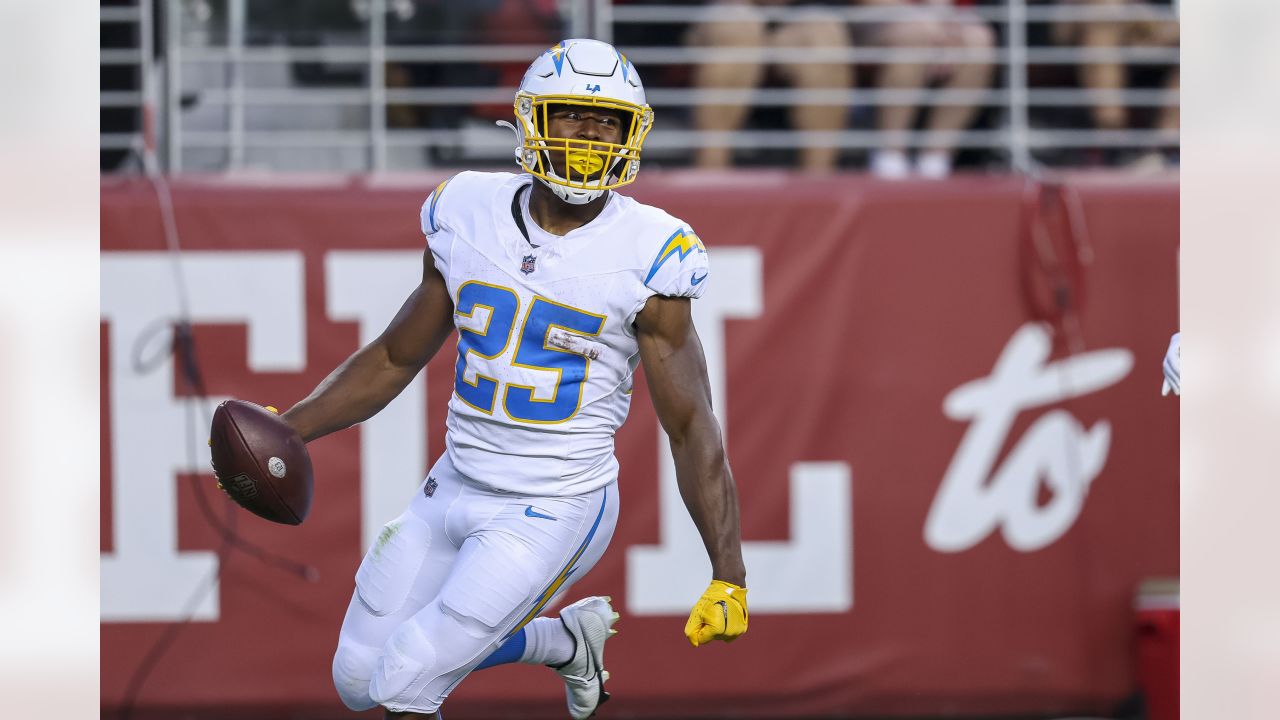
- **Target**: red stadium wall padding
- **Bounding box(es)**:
[100,172,1178,719]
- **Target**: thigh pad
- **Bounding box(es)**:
[355,512,433,617]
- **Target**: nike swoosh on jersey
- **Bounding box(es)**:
[690,272,708,286]
[524,506,557,521]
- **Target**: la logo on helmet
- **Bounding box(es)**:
[586,84,602,94]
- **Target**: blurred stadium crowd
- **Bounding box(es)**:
[101,0,1179,176]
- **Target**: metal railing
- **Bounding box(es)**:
[104,0,1180,173]
[100,1,155,155]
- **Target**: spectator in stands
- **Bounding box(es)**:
[687,0,854,173]
[1053,0,1179,168]
[857,0,996,179]
[383,0,562,165]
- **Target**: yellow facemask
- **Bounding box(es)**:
[514,92,655,193]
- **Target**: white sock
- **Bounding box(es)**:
[519,616,576,667]
[870,149,911,179]
[916,149,953,179]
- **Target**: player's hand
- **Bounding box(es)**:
[683,580,748,647]
[1161,332,1180,396]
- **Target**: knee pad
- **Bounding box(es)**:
[368,602,516,713]
[332,642,381,711]
[369,619,439,710]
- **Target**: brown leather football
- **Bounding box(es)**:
[209,400,313,525]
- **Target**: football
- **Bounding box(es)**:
[209,400,314,525]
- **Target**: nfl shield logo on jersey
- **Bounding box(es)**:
[521,254,537,275]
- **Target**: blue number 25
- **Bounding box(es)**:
[453,282,606,424]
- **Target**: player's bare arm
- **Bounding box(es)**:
[636,294,749,646]
[283,250,455,442]
[636,295,744,584]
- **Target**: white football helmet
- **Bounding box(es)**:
[504,39,654,205]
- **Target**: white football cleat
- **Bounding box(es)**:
[553,596,618,719]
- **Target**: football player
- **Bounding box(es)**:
[273,39,748,719]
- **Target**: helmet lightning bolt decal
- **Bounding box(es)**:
[548,42,567,76]
[645,228,706,284]
[616,49,630,83]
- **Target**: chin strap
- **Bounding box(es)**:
[546,177,603,205]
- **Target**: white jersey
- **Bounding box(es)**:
[421,171,709,496]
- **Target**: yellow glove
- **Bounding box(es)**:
[683,580,748,647]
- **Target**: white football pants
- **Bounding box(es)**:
[331,451,618,714]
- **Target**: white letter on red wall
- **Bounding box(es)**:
[926,322,1133,553]
[101,253,305,621]
[627,248,854,614]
